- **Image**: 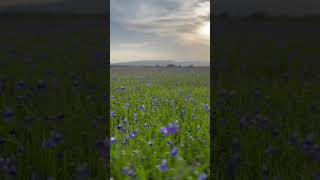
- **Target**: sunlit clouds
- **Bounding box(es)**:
[111,0,210,63]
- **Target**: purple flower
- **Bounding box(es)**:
[127,169,134,177]
[95,138,109,158]
[3,108,14,122]
[0,137,6,145]
[110,137,116,144]
[203,103,210,112]
[130,131,137,139]
[160,121,179,136]
[198,172,207,180]
[302,134,314,152]
[139,105,146,111]
[47,176,55,180]
[75,163,90,179]
[41,131,63,149]
[36,80,47,90]
[197,125,201,131]
[288,133,298,145]
[192,113,196,120]
[167,140,174,146]
[56,113,64,121]
[117,124,122,130]
[0,155,16,177]
[16,80,25,89]
[144,123,149,129]
[171,147,178,157]
[124,103,129,109]
[158,160,168,172]
[110,111,115,118]
[121,167,134,177]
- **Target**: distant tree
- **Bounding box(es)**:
[187,65,194,68]
[166,64,176,68]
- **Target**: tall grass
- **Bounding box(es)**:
[110,67,210,179]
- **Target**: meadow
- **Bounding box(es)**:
[0,15,109,179]
[110,67,210,179]
[213,19,320,179]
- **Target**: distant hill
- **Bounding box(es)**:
[111,60,210,67]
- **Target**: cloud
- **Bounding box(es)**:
[111,0,210,46]
[119,42,150,48]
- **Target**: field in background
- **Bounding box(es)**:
[0,16,108,179]
[213,20,320,179]
[110,67,210,179]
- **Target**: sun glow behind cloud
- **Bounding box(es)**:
[198,21,210,39]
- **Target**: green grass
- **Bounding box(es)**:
[0,16,108,179]
[110,67,210,179]
[213,20,320,179]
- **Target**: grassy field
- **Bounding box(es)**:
[213,20,320,179]
[0,15,108,179]
[110,67,210,179]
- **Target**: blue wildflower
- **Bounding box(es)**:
[144,123,149,129]
[130,131,137,139]
[198,172,207,180]
[75,163,90,179]
[158,160,168,172]
[124,102,129,109]
[110,137,116,144]
[203,103,210,112]
[16,80,25,89]
[139,105,145,111]
[197,125,201,131]
[171,147,178,158]
[110,111,115,118]
[160,121,179,136]
[121,167,134,177]
[117,124,122,130]
[36,80,47,90]
[3,108,14,122]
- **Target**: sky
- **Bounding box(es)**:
[0,0,107,14]
[215,0,320,16]
[110,0,210,63]
[0,0,319,15]
[1,0,319,62]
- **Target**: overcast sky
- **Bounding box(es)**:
[0,0,106,14]
[110,0,210,63]
[1,0,319,62]
[0,0,319,15]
